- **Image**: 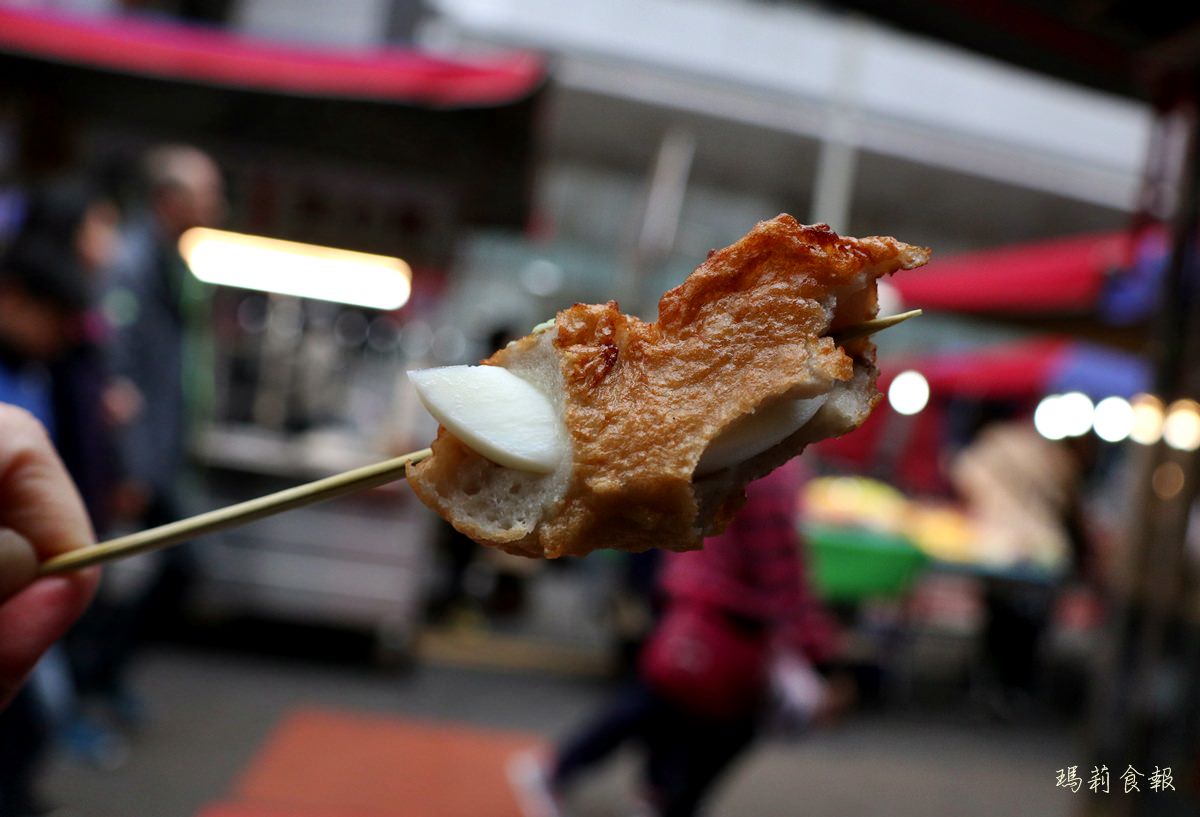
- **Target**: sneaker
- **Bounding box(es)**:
[507,750,564,817]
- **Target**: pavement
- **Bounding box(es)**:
[40,642,1077,817]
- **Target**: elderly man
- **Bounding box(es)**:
[107,144,225,525]
[77,144,225,718]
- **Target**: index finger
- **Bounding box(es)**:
[0,404,94,561]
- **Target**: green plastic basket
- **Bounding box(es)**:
[804,524,929,601]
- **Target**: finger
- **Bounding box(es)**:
[0,528,39,603]
[0,405,94,560]
[0,568,99,710]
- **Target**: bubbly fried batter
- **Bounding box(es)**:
[408,215,930,557]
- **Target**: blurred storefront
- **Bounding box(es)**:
[1,2,1200,817]
[4,2,1199,813]
[0,3,546,656]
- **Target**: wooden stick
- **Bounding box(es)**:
[831,309,922,343]
[38,447,432,577]
[37,313,921,577]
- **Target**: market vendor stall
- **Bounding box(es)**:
[0,5,545,236]
[0,5,549,658]
[802,471,1064,605]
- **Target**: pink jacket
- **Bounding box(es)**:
[659,461,839,664]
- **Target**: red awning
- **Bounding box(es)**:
[815,338,1074,491]
[0,6,542,107]
[891,231,1129,314]
[889,338,1072,399]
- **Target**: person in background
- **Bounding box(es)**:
[950,419,1091,716]
[108,143,224,530]
[10,181,123,533]
[4,180,136,769]
[81,144,224,722]
[512,461,850,817]
[0,228,99,816]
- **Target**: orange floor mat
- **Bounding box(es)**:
[228,708,544,817]
[198,805,394,817]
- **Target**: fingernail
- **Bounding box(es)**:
[0,529,39,602]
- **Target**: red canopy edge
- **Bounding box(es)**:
[815,339,1073,490]
[882,337,1072,399]
[891,231,1129,313]
[0,7,544,107]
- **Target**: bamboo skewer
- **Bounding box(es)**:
[37,311,921,577]
[38,447,432,577]
[830,309,921,343]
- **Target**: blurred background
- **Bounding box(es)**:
[0,0,1197,815]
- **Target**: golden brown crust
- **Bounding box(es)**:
[408,215,929,558]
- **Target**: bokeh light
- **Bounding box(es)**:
[1034,395,1067,440]
[1163,399,1200,451]
[1152,461,1186,500]
[1092,396,1134,443]
[1058,392,1095,437]
[888,370,929,416]
[1130,393,1165,445]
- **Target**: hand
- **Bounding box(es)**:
[0,405,99,709]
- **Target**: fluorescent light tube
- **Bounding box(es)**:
[180,227,411,310]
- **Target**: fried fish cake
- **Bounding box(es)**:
[408,215,930,557]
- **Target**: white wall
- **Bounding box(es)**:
[232,0,393,47]
[0,0,119,13]
[424,0,1152,210]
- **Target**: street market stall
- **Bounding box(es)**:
[0,5,547,658]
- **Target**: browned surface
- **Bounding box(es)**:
[410,215,929,557]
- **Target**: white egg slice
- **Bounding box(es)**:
[695,394,828,477]
[409,365,568,474]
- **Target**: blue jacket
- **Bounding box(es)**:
[0,356,53,433]
[106,216,188,494]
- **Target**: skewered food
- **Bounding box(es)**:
[408,215,930,557]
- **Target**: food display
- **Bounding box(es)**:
[407,215,930,558]
[802,472,1062,599]
[903,501,980,565]
[804,476,911,535]
[803,476,976,564]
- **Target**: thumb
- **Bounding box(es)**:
[0,528,39,603]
